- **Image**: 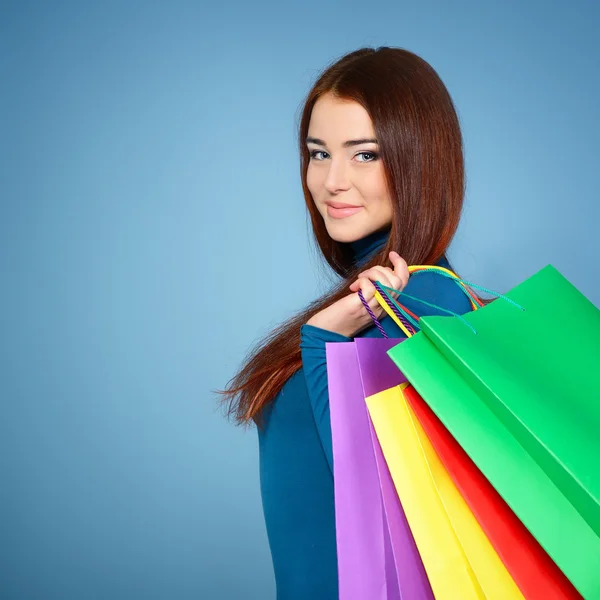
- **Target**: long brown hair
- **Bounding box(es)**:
[220,47,466,426]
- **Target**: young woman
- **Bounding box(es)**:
[222,46,475,599]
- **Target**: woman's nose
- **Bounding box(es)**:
[324,158,351,194]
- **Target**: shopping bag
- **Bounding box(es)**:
[405,384,583,600]
[326,339,433,600]
[354,338,434,600]
[364,381,524,600]
[383,264,600,599]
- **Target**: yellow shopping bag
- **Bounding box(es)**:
[366,382,524,600]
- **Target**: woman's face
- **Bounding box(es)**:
[306,93,393,243]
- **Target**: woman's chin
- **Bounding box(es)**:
[324,221,381,244]
[325,226,362,244]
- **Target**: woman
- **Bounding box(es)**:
[222,46,475,599]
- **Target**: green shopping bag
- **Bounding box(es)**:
[384,265,600,600]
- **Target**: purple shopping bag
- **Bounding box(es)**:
[326,338,433,600]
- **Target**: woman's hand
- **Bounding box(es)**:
[306,251,409,338]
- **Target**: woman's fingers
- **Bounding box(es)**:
[368,266,403,294]
[349,253,409,310]
[350,276,377,297]
[353,266,401,296]
[389,251,410,289]
[354,267,395,287]
[350,271,389,294]
[355,278,387,316]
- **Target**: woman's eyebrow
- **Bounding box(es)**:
[306,137,378,147]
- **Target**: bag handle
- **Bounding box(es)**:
[359,264,524,337]
[358,289,417,339]
[358,265,473,337]
[408,265,484,310]
[406,265,523,312]
[375,282,477,336]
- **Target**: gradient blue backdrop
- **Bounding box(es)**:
[2,1,598,598]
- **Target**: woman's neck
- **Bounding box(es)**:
[348,228,390,266]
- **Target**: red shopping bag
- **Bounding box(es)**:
[404,385,582,600]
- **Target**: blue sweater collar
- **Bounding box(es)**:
[347,228,451,270]
[349,228,390,266]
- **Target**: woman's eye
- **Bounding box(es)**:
[309,150,329,160]
[355,151,379,162]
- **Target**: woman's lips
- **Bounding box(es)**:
[326,203,363,219]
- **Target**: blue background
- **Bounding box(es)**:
[1,1,598,598]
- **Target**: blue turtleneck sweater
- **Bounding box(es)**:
[258,231,473,599]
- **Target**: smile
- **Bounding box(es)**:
[326,203,363,219]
